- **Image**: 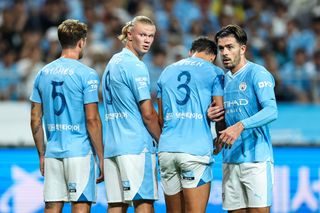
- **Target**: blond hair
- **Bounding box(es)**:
[118,16,155,44]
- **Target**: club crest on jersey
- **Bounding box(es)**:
[239,82,247,91]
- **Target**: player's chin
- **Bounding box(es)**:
[141,48,150,53]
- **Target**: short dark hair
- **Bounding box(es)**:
[58,19,87,48]
[215,24,247,45]
[190,36,217,55]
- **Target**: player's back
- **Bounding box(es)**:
[102,48,154,157]
[31,58,99,158]
[158,57,224,156]
[222,61,276,163]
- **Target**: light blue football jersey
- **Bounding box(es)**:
[30,58,100,158]
[157,56,224,157]
[222,61,278,163]
[102,48,154,158]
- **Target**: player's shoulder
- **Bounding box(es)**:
[248,61,268,73]
[159,60,181,79]
[247,62,274,84]
[209,64,225,75]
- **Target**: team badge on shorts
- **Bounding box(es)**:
[239,82,247,91]
[182,171,195,180]
[122,181,131,191]
[68,183,77,193]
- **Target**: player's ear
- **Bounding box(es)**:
[240,45,246,55]
[127,31,133,41]
[78,38,86,49]
[210,54,216,63]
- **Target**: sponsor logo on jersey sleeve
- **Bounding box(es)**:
[135,77,148,89]
[258,81,273,88]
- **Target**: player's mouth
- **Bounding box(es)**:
[142,45,150,50]
[222,58,232,64]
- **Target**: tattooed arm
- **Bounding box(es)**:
[30,102,45,176]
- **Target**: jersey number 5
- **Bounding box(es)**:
[176,71,191,105]
[51,81,66,116]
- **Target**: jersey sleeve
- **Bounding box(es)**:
[253,68,276,104]
[29,71,42,103]
[83,69,100,104]
[241,68,278,129]
[127,62,151,102]
[211,67,224,97]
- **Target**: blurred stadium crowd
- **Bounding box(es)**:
[0,0,320,103]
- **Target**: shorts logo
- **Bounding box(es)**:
[239,82,247,91]
[68,183,77,193]
[122,181,131,191]
[182,171,195,180]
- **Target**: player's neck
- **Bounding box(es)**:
[125,44,144,60]
[60,49,81,60]
[231,57,247,74]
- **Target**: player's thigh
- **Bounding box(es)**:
[158,152,182,196]
[240,161,274,208]
[177,153,213,190]
[248,206,270,213]
[222,163,247,211]
[164,191,185,213]
[64,154,96,202]
[116,152,158,202]
[44,201,64,213]
[44,158,68,202]
[71,202,91,213]
[104,157,126,204]
[183,182,211,213]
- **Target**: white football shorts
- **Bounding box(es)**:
[222,161,274,210]
[104,151,158,203]
[44,154,97,202]
[158,152,213,196]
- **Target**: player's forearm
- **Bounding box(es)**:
[215,119,227,137]
[30,103,45,157]
[241,99,278,129]
[31,122,45,157]
[86,116,104,160]
[142,109,161,142]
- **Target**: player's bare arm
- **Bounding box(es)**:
[210,96,227,154]
[30,102,45,176]
[157,98,164,128]
[140,99,161,143]
[85,102,104,183]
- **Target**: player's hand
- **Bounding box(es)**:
[40,155,44,176]
[207,101,224,122]
[219,122,244,147]
[213,137,223,155]
[96,160,104,183]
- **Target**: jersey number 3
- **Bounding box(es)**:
[52,81,66,116]
[176,71,191,105]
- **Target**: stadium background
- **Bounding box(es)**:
[0,0,320,212]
